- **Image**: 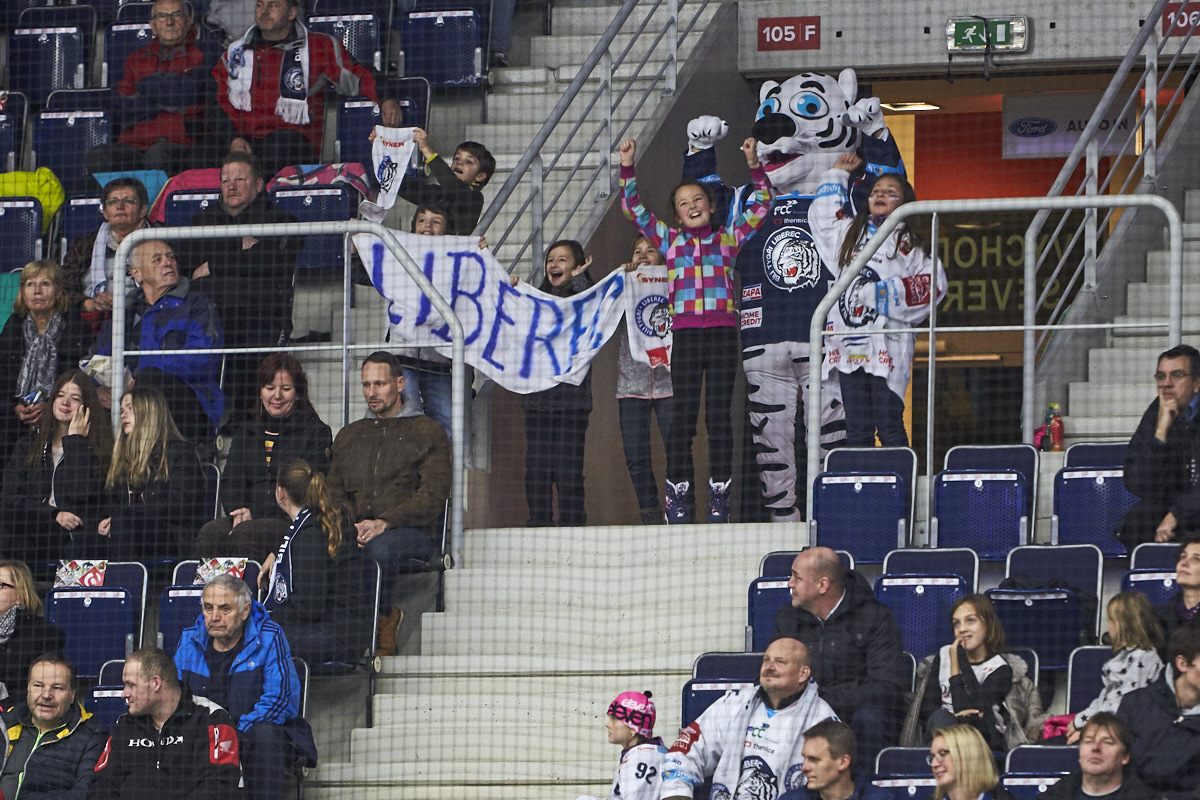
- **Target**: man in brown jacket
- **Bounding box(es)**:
[327,350,451,655]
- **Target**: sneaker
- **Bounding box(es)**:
[639,506,664,525]
[665,479,692,524]
[708,478,731,522]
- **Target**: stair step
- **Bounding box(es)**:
[530,32,699,69]
[1067,381,1156,417]
[550,2,720,37]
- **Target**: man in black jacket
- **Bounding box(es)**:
[173,151,303,418]
[773,547,907,766]
[1116,344,1200,548]
[0,655,106,799]
[90,647,240,800]
[1041,712,1157,800]
[1117,625,1200,799]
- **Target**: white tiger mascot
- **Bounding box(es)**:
[682,68,904,522]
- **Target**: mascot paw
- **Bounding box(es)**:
[687,115,729,150]
[842,98,885,136]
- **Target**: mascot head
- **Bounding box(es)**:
[752,68,881,195]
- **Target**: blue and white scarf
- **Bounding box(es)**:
[225,22,312,125]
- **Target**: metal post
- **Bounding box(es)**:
[601,48,614,195]
[531,153,544,278]
[1145,27,1159,182]
[342,233,353,429]
[923,212,940,542]
[1084,139,1099,291]
[665,0,678,94]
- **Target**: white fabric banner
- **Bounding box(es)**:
[359,125,416,222]
[622,264,672,367]
[353,231,628,393]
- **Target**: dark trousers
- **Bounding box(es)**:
[523,408,589,526]
[667,327,739,486]
[848,703,898,774]
[362,526,438,605]
[618,397,673,512]
[195,517,289,563]
[282,624,354,664]
[86,141,195,177]
[134,366,212,446]
[839,368,908,447]
[240,721,289,800]
[246,129,319,179]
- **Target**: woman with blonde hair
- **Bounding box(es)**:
[1,370,113,562]
[262,458,368,663]
[928,724,1014,800]
[99,387,204,561]
[0,560,65,701]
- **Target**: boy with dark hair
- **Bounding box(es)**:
[401,128,494,235]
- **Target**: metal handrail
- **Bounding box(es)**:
[473,0,721,278]
[110,222,468,562]
[1023,0,1200,440]
[807,194,1182,529]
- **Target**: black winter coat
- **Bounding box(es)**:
[105,438,205,560]
[1118,398,1200,547]
[0,700,107,800]
[772,570,908,720]
[2,432,108,536]
[0,311,95,444]
[1039,769,1160,800]
[221,407,332,521]
[0,612,66,704]
[1117,671,1200,799]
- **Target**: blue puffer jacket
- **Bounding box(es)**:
[94,277,225,428]
[173,600,317,764]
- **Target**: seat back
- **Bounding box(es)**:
[34,110,111,188]
[1067,645,1111,715]
[681,679,753,728]
[825,446,917,526]
[870,776,938,800]
[875,747,931,776]
[99,658,125,685]
[165,191,220,227]
[1065,442,1126,468]
[48,88,113,111]
[269,186,355,271]
[85,686,127,732]
[21,4,98,36]
[400,8,483,88]
[116,2,156,22]
[1131,542,1179,570]
[9,27,88,106]
[758,549,854,578]
[812,471,907,562]
[986,589,1081,670]
[875,574,966,660]
[159,585,203,657]
[883,547,979,592]
[933,469,1028,559]
[1005,746,1079,774]
[45,586,136,679]
[945,443,1039,519]
[103,561,148,643]
[1001,774,1068,800]
[103,22,155,87]
[171,559,262,595]
[1122,568,1178,606]
[1007,544,1103,635]
[747,577,790,652]
[307,14,381,71]
[1009,647,1040,686]
[202,463,221,519]
[1051,468,1135,557]
[0,198,44,273]
[60,194,104,256]
[692,651,763,680]
[0,114,16,173]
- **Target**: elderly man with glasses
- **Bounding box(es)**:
[1117,343,1200,548]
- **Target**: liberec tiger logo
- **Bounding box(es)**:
[839,264,881,327]
[635,295,671,339]
[377,155,398,191]
[763,227,821,292]
[284,67,305,94]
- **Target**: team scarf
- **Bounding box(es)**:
[85,222,113,300]
[225,22,311,125]
[359,125,416,222]
[622,262,672,367]
[266,506,313,611]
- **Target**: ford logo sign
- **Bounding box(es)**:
[1009,117,1057,137]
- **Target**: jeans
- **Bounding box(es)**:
[838,368,908,447]
[362,526,438,606]
[618,397,673,512]
[240,721,289,800]
[401,368,465,439]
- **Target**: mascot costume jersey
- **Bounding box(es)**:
[683,69,903,522]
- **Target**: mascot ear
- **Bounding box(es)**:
[759,80,781,102]
[837,68,858,105]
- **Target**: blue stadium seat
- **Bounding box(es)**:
[901,650,916,691]
[104,22,155,88]
[336,98,382,168]
[1065,442,1126,468]
[811,471,907,563]
[400,7,485,89]
[747,576,790,652]
[1051,467,1136,557]
[875,747,930,776]
[203,463,221,519]
[48,89,113,111]
[825,446,918,530]
[159,584,203,657]
[692,651,762,680]
[1067,645,1110,715]
[1001,774,1068,800]
[99,659,124,685]
[60,194,104,256]
[0,114,15,173]
[307,14,382,71]
[870,777,938,800]
[116,2,156,22]
[875,574,966,660]
[104,561,149,645]
[171,559,262,594]
[19,5,98,43]
[85,686,127,732]
[1131,542,1178,570]
[45,586,136,680]
[9,27,89,107]
[0,198,45,273]
[932,469,1028,560]
[758,549,854,578]
[314,0,392,26]
[2,93,30,168]
[1122,568,1177,606]
[882,547,979,592]
[681,678,753,727]
[946,443,1040,519]
[1009,647,1040,686]
[33,110,111,188]
[269,186,355,271]
[165,191,221,227]
[1005,746,1078,774]
[1007,544,1103,636]
[986,588,1081,671]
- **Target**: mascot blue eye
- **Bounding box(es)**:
[789,92,829,120]
[756,96,781,120]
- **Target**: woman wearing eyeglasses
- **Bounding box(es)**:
[0,560,65,703]
[0,261,93,447]
[927,724,1015,800]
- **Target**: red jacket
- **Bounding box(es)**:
[116,27,219,148]
[213,24,377,150]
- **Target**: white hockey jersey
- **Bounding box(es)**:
[660,682,837,800]
[810,168,946,400]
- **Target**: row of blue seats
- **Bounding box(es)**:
[810,443,1134,563]
[872,746,1082,800]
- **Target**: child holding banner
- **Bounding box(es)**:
[619,137,772,523]
[519,240,594,527]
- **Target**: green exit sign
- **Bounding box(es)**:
[946,16,1029,52]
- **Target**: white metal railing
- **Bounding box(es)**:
[1024,0,1199,440]
[109,222,468,561]
[806,195,1182,530]
[474,0,722,279]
